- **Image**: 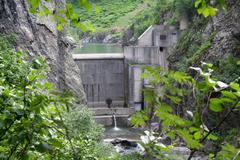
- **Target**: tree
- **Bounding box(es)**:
[0,34,113,160]
[27,0,94,31]
[131,63,240,159]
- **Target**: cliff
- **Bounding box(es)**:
[0,0,86,103]
[168,0,240,82]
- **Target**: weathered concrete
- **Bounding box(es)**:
[137,25,178,48]
[180,17,189,30]
[73,24,178,126]
[137,25,154,46]
[90,107,135,116]
[94,115,130,127]
[123,25,179,110]
[124,46,168,68]
[74,54,126,108]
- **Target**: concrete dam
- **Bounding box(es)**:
[73,25,179,126]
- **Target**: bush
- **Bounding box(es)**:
[65,105,104,141]
[131,63,240,159]
[0,34,115,160]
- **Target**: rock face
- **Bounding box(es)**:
[0,0,86,103]
[202,0,240,61]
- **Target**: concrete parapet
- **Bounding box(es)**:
[73,53,124,60]
[94,115,131,127]
[124,46,168,68]
[90,107,135,116]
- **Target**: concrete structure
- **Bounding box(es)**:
[124,25,179,110]
[73,25,179,126]
[137,26,155,46]
[73,54,126,108]
[137,25,178,47]
[180,17,189,30]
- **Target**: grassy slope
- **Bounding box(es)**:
[74,0,158,34]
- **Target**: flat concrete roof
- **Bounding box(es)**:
[73,53,124,60]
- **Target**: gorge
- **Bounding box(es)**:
[0,0,239,159]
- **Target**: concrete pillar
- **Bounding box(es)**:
[180,17,189,30]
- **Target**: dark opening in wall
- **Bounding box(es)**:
[159,47,164,52]
[160,35,167,40]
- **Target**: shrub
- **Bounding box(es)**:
[65,105,104,141]
[131,63,240,159]
[0,34,114,160]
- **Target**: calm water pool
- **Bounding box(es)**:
[104,127,142,141]
[74,43,123,54]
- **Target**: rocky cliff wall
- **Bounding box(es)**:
[169,0,240,69]
[0,0,86,103]
[202,0,240,61]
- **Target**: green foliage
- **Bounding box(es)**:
[132,1,163,39]
[130,63,240,159]
[174,0,195,18]
[28,0,93,31]
[171,17,210,71]
[138,131,172,159]
[0,34,113,160]
[65,105,104,141]
[69,0,144,32]
[186,32,215,66]
[212,55,240,83]
[194,0,226,17]
[0,34,63,159]
[217,144,240,160]
[165,18,178,25]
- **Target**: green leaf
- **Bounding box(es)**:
[195,0,202,8]
[57,24,63,31]
[158,103,172,113]
[221,91,237,99]
[27,69,37,81]
[230,82,240,91]
[39,6,51,17]
[207,134,218,141]
[176,129,202,149]
[28,0,40,14]
[48,138,64,148]
[194,131,201,140]
[202,8,210,17]
[166,95,181,104]
[209,98,222,112]
[208,6,218,16]
[2,88,10,97]
[189,127,199,133]
[93,4,101,14]
[130,111,148,127]
[237,60,240,65]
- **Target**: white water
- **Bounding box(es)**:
[113,113,120,131]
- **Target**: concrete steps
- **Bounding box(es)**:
[90,107,135,127]
[90,107,135,116]
[94,115,131,127]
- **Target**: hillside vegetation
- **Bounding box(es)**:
[67,0,159,35]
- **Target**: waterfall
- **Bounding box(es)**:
[113,113,120,131]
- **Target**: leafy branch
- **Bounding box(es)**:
[188,99,239,159]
